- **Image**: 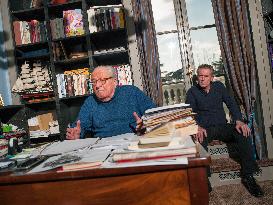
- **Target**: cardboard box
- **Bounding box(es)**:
[37,113,54,131]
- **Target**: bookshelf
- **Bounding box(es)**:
[3,0,136,143]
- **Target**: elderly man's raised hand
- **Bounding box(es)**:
[133,112,145,134]
[66,120,81,140]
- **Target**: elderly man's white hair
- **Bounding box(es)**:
[93,65,117,79]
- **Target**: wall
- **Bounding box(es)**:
[248,0,273,158]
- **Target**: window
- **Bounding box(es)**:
[151,0,184,105]
[151,0,224,105]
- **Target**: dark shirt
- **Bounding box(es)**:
[185,81,242,128]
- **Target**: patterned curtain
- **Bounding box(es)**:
[212,0,264,159]
[131,0,163,106]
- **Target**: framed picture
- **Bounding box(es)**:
[0,94,4,107]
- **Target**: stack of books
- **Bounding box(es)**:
[139,103,197,147]
[112,135,197,163]
[111,104,198,163]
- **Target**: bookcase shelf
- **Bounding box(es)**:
[0,104,24,111]
[93,50,129,65]
[51,34,87,42]
[54,56,89,65]
[16,42,49,51]
[6,0,133,142]
[48,0,82,8]
[86,0,122,7]
[11,8,45,21]
[48,3,83,18]
[59,93,90,101]
[17,54,50,62]
[24,98,56,105]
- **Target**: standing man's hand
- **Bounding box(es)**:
[66,120,81,140]
[236,120,251,137]
[133,112,144,133]
[194,126,207,143]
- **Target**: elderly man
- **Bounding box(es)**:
[186,64,263,197]
[66,65,155,139]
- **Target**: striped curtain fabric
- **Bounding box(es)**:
[212,0,264,159]
[131,0,163,106]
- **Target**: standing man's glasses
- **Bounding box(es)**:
[91,77,113,85]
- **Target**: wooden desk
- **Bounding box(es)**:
[0,147,210,205]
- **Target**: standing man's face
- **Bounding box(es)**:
[91,68,117,102]
[197,67,214,91]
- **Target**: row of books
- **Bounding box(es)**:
[56,64,132,98]
[52,41,68,61]
[50,18,65,39]
[56,73,91,98]
[87,5,125,33]
[13,20,47,45]
[114,64,133,86]
[50,9,85,40]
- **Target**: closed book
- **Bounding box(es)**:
[119,8,125,28]
[112,147,197,163]
[87,8,97,33]
[13,21,22,45]
[57,161,102,172]
[139,135,172,145]
[137,141,170,149]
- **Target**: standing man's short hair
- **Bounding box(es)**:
[197,64,214,75]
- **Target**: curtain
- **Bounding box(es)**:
[212,0,264,159]
[131,0,163,106]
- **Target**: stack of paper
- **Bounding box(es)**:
[139,103,197,146]
[111,135,197,163]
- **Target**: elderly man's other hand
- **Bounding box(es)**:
[133,112,145,134]
[236,120,251,137]
[66,120,81,140]
[194,126,207,143]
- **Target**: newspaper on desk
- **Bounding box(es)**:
[28,133,137,173]
[39,138,99,155]
[93,133,138,150]
[27,133,195,172]
[29,147,111,173]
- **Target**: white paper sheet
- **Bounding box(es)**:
[29,148,111,173]
[41,138,99,155]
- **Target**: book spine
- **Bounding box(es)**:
[13,21,22,45]
[119,8,125,29]
[114,154,190,163]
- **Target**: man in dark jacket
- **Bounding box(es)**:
[186,64,263,197]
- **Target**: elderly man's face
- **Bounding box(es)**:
[91,69,117,102]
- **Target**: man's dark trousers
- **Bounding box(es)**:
[201,124,259,176]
